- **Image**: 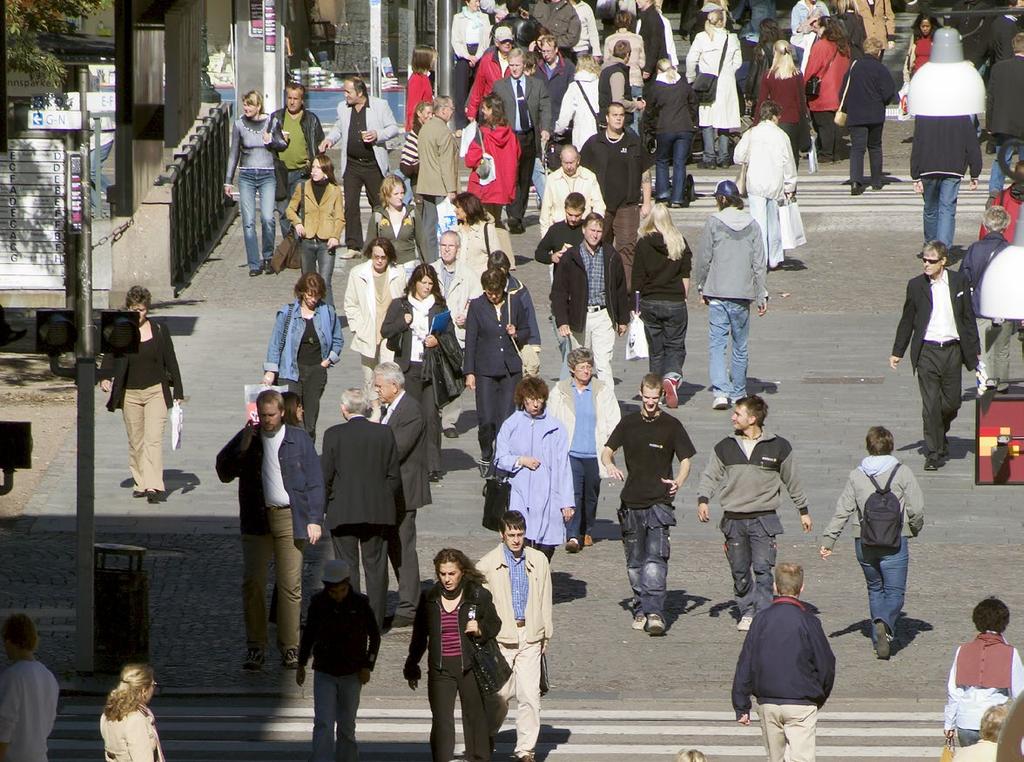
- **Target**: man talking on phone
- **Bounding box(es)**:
[216,389,324,672]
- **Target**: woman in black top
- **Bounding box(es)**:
[404,548,501,762]
[631,204,693,409]
[100,285,184,503]
[648,58,699,208]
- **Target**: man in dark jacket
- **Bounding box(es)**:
[532,0,582,56]
[890,241,981,470]
[321,388,403,629]
[537,34,577,120]
[985,33,1024,197]
[550,212,630,382]
[910,113,982,248]
[989,1,1024,63]
[268,82,325,237]
[637,0,669,93]
[732,563,836,762]
[297,559,381,762]
[950,0,998,67]
[374,362,431,629]
[841,38,896,195]
[215,389,324,671]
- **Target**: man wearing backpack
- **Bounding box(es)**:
[819,426,925,660]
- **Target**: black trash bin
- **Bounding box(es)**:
[94,543,149,673]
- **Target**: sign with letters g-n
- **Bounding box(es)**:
[0,138,68,291]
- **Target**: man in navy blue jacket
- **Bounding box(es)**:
[732,562,836,762]
[216,389,325,672]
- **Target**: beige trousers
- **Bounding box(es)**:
[242,507,306,653]
[758,703,818,762]
[122,383,167,491]
[494,626,543,755]
[570,308,617,383]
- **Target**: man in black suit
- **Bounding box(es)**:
[373,361,431,629]
[321,388,402,629]
[492,47,552,234]
[890,241,981,471]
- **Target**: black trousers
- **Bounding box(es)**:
[287,362,328,444]
[331,525,389,629]
[386,506,420,620]
[811,110,842,162]
[428,656,492,762]
[453,54,477,130]
[506,131,537,226]
[343,160,384,251]
[779,121,803,169]
[406,361,442,473]
[916,343,964,457]
[848,123,884,186]
[475,372,521,462]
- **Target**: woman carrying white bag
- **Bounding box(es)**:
[733,100,798,271]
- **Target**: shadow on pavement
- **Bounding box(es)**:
[663,590,711,628]
[827,616,934,656]
[551,571,587,604]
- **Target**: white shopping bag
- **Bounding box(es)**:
[459,120,478,158]
[779,200,807,250]
[436,197,459,243]
[896,82,912,121]
[169,400,183,450]
[625,292,649,361]
[807,136,819,174]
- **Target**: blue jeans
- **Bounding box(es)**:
[855,536,909,644]
[639,298,688,380]
[238,169,277,271]
[722,513,782,617]
[989,136,1023,195]
[655,132,695,203]
[921,176,961,248]
[277,167,307,238]
[312,670,362,762]
[702,127,731,164]
[618,503,675,618]
[745,0,777,40]
[567,456,600,541]
[707,298,751,401]
[301,239,337,306]
[957,728,981,747]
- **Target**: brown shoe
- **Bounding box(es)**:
[564,538,581,553]
[583,534,593,547]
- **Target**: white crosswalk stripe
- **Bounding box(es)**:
[51,700,947,760]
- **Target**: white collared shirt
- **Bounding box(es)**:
[260,426,290,506]
[381,390,406,425]
[924,270,959,343]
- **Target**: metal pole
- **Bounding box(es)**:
[436,0,453,98]
[75,65,96,675]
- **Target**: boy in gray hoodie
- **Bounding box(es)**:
[693,180,768,410]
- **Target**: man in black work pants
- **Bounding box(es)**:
[889,240,980,471]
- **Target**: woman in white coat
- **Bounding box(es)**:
[100,664,166,762]
[732,100,797,270]
[685,8,742,168]
[555,54,602,150]
[343,237,406,411]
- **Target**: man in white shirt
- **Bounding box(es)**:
[890,241,980,471]
[431,232,475,437]
[0,614,59,762]
[539,145,606,236]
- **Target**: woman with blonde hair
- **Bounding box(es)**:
[631,203,693,407]
[554,54,602,150]
[101,663,166,762]
[369,174,420,267]
[755,40,810,167]
[685,9,742,168]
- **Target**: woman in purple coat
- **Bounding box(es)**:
[494,377,576,559]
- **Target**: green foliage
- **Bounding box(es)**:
[5,0,111,87]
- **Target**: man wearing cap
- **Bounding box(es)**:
[890,240,980,471]
[479,510,554,762]
[693,180,768,411]
[297,559,381,762]
[467,26,517,121]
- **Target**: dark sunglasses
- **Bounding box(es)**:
[921,258,942,264]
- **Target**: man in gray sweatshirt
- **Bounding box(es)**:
[697,394,812,632]
[693,180,768,410]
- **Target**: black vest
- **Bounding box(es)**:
[598,62,632,127]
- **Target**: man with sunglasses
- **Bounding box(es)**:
[890,241,981,471]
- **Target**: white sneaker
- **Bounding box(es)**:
[645,614,666,636]
[713,396,730,410]
[632,614,647,630]
[737,614,754,632]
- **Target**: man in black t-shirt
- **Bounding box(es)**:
[601,373,696,636]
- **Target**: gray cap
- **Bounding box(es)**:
[322,560,352,584]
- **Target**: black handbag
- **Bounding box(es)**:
[470,637,513,695]
[539,653,551,696]
[805,49,837,99]
[482,477,511,531]
[693,38,730,105]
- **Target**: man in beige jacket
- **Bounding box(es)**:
[479,510,553,762]
[415,96,460,261]
[539,145,606,236]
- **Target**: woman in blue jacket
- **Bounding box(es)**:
[263,272,344,443]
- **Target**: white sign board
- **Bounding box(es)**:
[28,111,84,131]
[0,139,67,290]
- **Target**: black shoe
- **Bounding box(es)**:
[388,615,415,632]
[873,620,892,659]
[717,158,733,169]
[507,220,525,234]
[699,159,714,169]
[146,490,165,504]
[132,490,147,499]
[282,647,299,669]
[850,182,866,196]
[443,427,459,439]
[249,269,262,277]
[262,260,274,274]
[871,183,884,191]
[924,455,940,471]
[429,470,443,483]
[243,647,265,671]
[669,200,689,209]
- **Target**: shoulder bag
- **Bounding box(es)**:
[270,183,305,273]
[474,129,497,185]
[692,35,730,104]
[805,48,837,99]
[834,60,856,127]
[470,636,513,695]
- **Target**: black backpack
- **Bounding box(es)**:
[858,465,903,549]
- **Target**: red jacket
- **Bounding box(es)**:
[804,39,850,112]
[980,185,1022,242]
[467,48,508,121]
[405,73,434,131]
[756,73,808,126]
[466,125,521,204]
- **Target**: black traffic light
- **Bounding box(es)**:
[100,310,141,355]
[35,309,76,355]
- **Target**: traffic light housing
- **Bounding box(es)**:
[35,309,76,355]
[100,310,140,355]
